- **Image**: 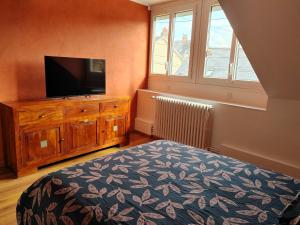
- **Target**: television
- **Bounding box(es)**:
[45,56,106,98]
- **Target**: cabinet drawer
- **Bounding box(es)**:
[100,100,129,114]
[19,109,63,126]
[64,104,99,118]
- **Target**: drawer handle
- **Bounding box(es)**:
[81,109,87,113]
[113,104,118,108]
[39,114,46,119]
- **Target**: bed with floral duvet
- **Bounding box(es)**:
[17,140,300,225]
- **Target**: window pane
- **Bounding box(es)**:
[170,11,193,76]
[235,42,259,82]
[204,5,233,79]
[151,15,170,74]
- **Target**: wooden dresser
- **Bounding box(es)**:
[0,96,130,177]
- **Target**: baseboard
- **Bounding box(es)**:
[216,144,300,179]
[134,118,153,136]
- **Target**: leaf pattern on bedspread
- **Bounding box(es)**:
[17,140,300,225]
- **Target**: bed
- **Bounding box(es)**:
[17,140,300,225]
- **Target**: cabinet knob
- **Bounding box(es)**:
[59,138,65,142]
[81,109,87,113]
[113,104,118,108]
[39,114,46,119]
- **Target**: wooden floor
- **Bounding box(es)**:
[0,132,151,225]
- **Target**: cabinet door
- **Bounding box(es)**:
[66,119,99,153]
[20,124,63,166]
[100,114,127,146]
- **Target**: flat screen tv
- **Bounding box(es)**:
[45,56,106,98]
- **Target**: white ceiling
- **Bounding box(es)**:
[130,0,173,6]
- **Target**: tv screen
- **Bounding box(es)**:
[45,56,106,98]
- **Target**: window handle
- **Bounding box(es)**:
[206,49,212,57]
[165,61,169,73]
[229,63,234,78]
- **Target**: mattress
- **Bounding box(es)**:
[17,140,300,225]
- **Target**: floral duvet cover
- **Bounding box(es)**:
[17,140,300,225]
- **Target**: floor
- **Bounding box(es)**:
[0,132,151,225]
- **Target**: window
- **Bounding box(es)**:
[151,15,170,75]
[149,0,266,109]
[204,5,259,82]
[151,10,194,77]
[170,11,193,76]
[150,0,262,93]
[204,5,233,79]
[234,42,259,82]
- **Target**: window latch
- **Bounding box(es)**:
[229,63,234,79]
[165,61,169,73]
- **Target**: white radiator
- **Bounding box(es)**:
[153,96,213,149]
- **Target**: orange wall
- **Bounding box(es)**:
[0,0,150,166]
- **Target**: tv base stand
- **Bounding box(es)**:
[0,96,130,177]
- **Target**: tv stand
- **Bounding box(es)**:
[0,96,130,177]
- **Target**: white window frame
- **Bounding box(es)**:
[150,14,171,76]
[149,0,198,83]
[149,0,264,93]
[197,0,263,91]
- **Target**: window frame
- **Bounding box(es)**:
[233,40,260,83]
[150,14,171,76]
[198,0,262,91]
[169,10,195,77]
[149,0,198,83]
[203,4,234,81]
[149,0,264,93]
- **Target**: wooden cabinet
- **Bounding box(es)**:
[20,124,64,167]
[0,96,130,177]
[66,119,99,153]
[100,114,127,146]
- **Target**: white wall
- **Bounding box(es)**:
[148,77,268,109]
[135,89,300,178]
[135,0,300,179]
[219,0,300,99]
